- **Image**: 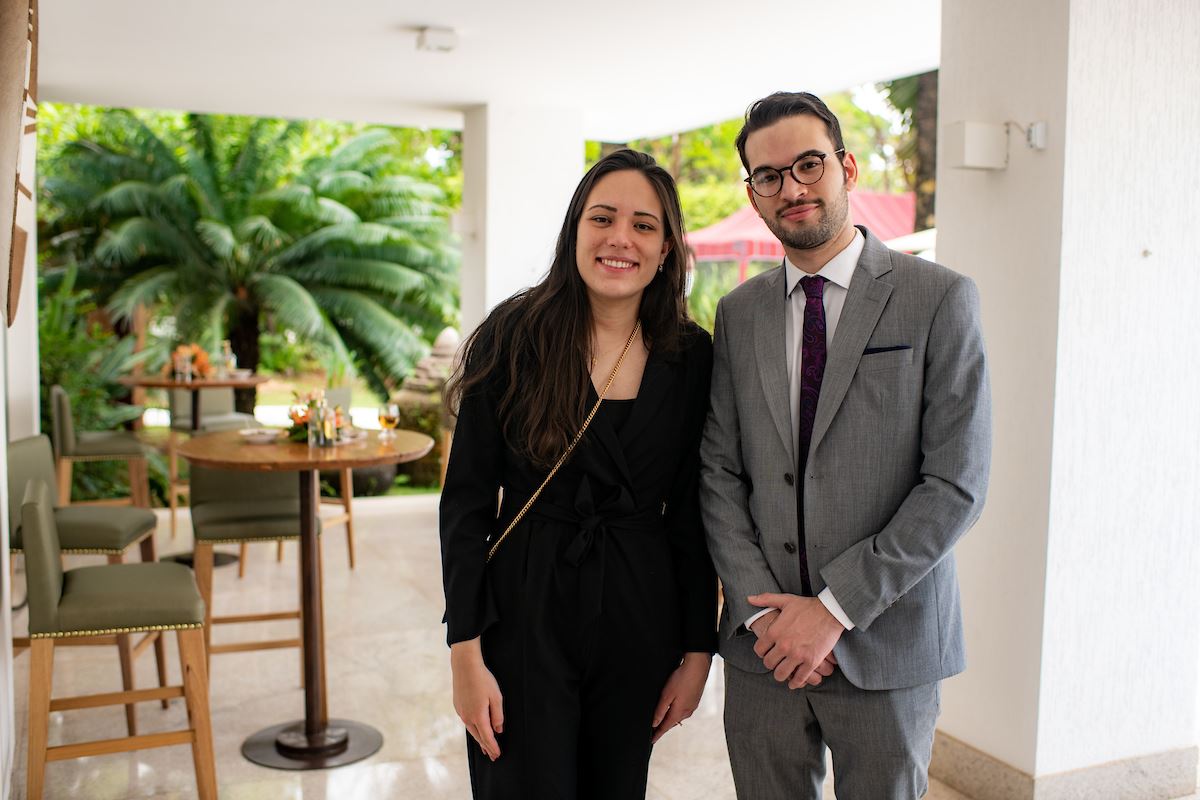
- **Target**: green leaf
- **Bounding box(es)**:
[196,219,237,260]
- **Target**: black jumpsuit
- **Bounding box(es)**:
[440,323,718,800]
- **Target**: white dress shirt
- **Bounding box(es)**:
[745,230,863,633]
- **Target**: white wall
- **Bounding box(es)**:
[1035,0,1200,775]
[459,104,583,334]
[939,0,1200,780]
[1,0,27,791]
[936,0,1071,774]
[0,321,12,800]
[5,140,37,440]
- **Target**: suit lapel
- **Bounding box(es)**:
[753,265,794,461]
[619,348,670,458]
[810,230,894,454]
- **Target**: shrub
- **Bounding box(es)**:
[37,265,168,501]
[392,389,443,487]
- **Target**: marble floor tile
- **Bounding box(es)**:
[8,494,1192,799]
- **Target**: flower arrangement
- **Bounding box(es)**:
[287,389,347,442]
[165,343,213,379]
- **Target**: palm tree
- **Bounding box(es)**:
[40,110,458,410]
[880,71,939,230]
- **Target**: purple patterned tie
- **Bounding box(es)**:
[796,275,827,595]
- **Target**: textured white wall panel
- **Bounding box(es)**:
[936,0,1072,775]
[1036,0,1200,776]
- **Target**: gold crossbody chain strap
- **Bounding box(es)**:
[486,321,642,562]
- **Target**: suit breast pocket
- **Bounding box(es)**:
[857,348,914,372]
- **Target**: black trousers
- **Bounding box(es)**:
[467,523,683,800]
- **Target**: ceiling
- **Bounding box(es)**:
[41,0,939,141]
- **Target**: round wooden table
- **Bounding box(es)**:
[119,374,270,431]
[176,428,434,770]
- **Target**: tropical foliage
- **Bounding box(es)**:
[39,109,460,408]
[37,264,169,501]
[878,70,939,229]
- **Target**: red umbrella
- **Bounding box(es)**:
[686,191,915,282]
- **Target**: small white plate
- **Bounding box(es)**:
[229,368,253,379]
[239,429,285,445]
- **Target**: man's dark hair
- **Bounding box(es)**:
[735,91,846,173]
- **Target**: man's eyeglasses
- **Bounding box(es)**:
[745,149,846,198]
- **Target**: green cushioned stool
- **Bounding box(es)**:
[190,465,319,678]
[20,479,217,800]
[7,434,168,734]
[159,387,260,540]
[49,384,151,507]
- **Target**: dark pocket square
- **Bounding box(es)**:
[863,345,912,355]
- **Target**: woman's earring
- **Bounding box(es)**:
[658,262,664,273]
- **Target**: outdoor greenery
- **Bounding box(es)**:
[38,106,461,408]
[36,264,170,501]
[393,394,444,487]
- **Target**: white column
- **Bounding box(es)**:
[459,104,584,335]
[935,0,1200,796]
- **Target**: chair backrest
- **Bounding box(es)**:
[189,465,298,507]
[325,386,352,412]
[20,479,63,635]
[6,435,58,537]
[49,385,77,457]
[169,388,237,430]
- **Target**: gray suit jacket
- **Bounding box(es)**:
[700,227,991,691]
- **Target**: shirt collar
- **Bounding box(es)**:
[784,229,864,297]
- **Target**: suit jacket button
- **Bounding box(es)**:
[784,542,797,554]
[784,473,794,486]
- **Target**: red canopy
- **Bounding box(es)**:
[686,191,915,280]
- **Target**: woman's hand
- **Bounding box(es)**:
[650,652,712,744]
[450,638,504,761]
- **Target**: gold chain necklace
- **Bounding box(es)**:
[486,320,641,562]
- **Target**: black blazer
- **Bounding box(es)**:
[440,322,718,654]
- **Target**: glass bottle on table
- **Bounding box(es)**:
[378,403,400,440]
[321,399,337,444]
[220,339,237,377]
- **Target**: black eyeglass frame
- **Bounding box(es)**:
[744,149,847,197]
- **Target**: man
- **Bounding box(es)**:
[700,91,991,799]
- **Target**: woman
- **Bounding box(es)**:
[441,149,717,799]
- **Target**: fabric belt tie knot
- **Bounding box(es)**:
[529,477,661,624]
[564,513,605,567]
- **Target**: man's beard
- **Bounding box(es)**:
[763,187,850,251]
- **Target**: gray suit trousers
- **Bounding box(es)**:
[724,662,939,800]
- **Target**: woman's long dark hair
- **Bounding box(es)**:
[446,149,690,468]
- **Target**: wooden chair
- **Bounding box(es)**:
[162,387,258,539]
[266,468,355,572]
[7,434,168,735]
[48,385,150,507]
[189,465,320,680]
[19,479,216,800]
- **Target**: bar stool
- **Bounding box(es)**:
[7,434,168,735]
[49,385,150,507]
[168,387,258,434]
[161,387,258,539]
[19,479,217,800]
[189,465,320,677]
